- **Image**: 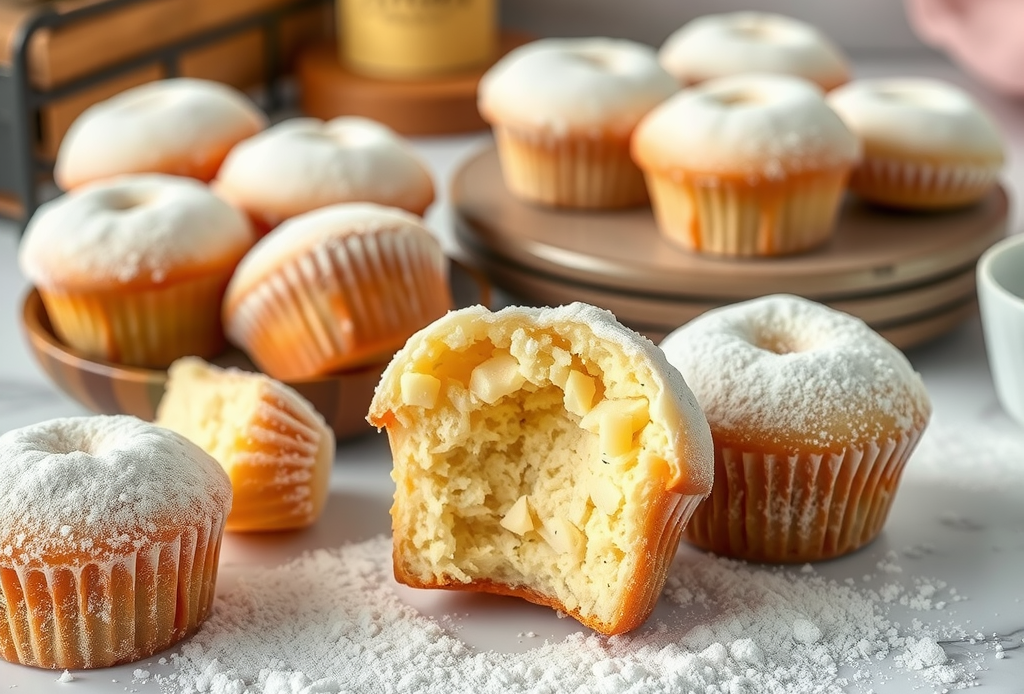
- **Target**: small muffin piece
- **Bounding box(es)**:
[156,357,335,533]
[18,174,255,368]
[223,203,451,381]
[660,295,932,563]
[0,415,231,669]
[632,73,860,257]
[55,78,267,190]
[478,37,678,209]
[826,78,1005,209]
[658,12,850,91]
[368,303,714,635]
[213,117,436,237]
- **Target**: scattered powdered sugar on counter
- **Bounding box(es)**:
[157,536,981,694]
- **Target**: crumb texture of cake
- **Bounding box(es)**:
[368,303,713,635]
[156,358,335,533]
[0,415,231,670]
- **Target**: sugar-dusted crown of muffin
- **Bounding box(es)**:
[826,78,1004,163]
[19,173,254,290]
[478,37,678,135]
[658,12,850,90]
[660,294,932,450]
[0,415,232,566]
[54,77,267,189]
[632,73,860,179]
[213,116,435,222]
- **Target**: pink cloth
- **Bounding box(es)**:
[906,0,1024,94]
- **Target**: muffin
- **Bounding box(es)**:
[826,78,1005,209]
[478,37,678,209]
[18,174,255,368]
[0,415,231,669]
[367,303,714,635]
[54,78,267,191]
[213,117,436,237]
[223,203,451,381]
[658,12,850,91]
[632,73,860,256]
[660,295,931,563]
[156,357,336,533]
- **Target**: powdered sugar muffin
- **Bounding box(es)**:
[658,12,850,91]
[826,78,1005,209]
[660,295,931,563]
[157,357,335,533]
[0,415,231,669]
[19,174,255,367]
[223,203,451,381]
[478,37,678,209]
[213,117,435,237]
[368,303,713,635]
[55,78,267,190]
[632,73,860,256]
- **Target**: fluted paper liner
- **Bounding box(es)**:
[850,157,1000,209]
[682,429,923,563]
[644,170,849,257]
[38,272,233,368]
[222,389,333,533]
[227,227,450,380]
[0,515,225,670]
[493,125,649,209]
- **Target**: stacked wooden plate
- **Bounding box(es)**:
[453,147,1008,348]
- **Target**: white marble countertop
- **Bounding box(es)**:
[1,56,1023,692]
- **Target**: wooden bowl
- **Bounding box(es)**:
[21,262,490,441]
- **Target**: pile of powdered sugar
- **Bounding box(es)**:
[155,535,980,694]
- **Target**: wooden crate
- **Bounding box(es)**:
[1,0,332,158]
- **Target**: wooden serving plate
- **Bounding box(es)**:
[21,261,490,440]
[453,147,1008,300]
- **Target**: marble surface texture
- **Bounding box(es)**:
[1,56,1023,692]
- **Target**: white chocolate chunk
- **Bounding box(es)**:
[500,495,536,535]
[400,372,441,408]
[539,517,585,557]
[469,351,526,405]
[580,398,651,458]
[588,476,624,516]
[563,369,596,418]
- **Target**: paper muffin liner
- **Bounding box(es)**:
[228,228,451,381]
[849,156,1000,210]
[222,386,334,533]
[644,169,849,257]
[0,516,225,670]
[493,125,649,209]
[682,429,923,563]
[38,271,234,368]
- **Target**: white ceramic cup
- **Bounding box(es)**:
[977,232,1024,425]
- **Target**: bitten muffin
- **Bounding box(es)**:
[632,73,860,256]
[826,78,1005,209]
[54,78,267,190]
[658,12,850,91]
[478,37,678,209]
[156,357,336,533]
[19,174,255,368]
[0,415,231,669]
[223,203,451,381]
[213,117,436,237]
[660,295,931,563]
[367,303,714,635]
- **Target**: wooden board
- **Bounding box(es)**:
[296,32,531,136]
[453,147,1009,300]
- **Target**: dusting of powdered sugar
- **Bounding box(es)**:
[0,415,231,564]
[155,533,985,694]
[660,294,932,449]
